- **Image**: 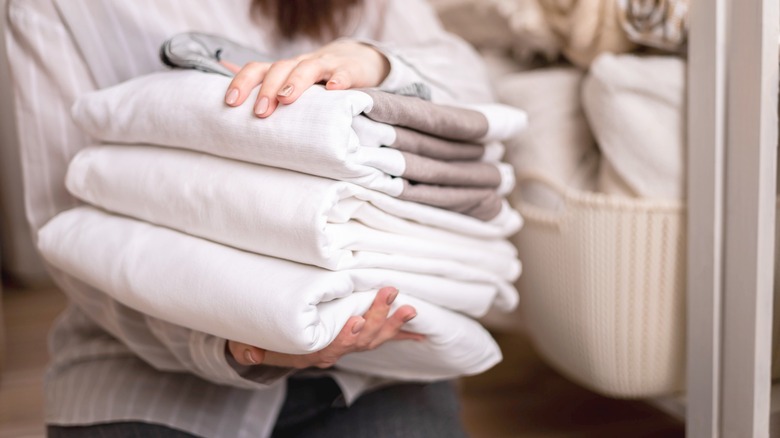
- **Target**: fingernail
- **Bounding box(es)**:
[327,80,339,88]
[255,96,269,115]
[386,289,398,305]
[278,84,293,97]
[225,88,239,105]
[352,318,365,334]
[243,349,258,365]
[403,313,417,323]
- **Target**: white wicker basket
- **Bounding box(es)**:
[510,171,780,398]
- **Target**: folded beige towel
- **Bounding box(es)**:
[538,0,636,68]
[495,0,563,63]
[432,0,687,68]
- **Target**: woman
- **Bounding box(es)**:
[14,0,494,436]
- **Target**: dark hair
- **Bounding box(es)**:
[252,0,363,41]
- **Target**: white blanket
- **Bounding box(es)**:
[71,70,526,219]
[582,53,686,199]
[66,146,520,303]
[38,206,503,380]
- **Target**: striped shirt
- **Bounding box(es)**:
[5,1,493,436]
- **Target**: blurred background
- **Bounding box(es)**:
[0,0,49,289]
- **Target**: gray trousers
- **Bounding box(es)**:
[47,377,469,438]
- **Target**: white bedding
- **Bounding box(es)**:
[582,53,686,199]
[65,145,520,305]
[71,70,527,219]
[38,206,503,380]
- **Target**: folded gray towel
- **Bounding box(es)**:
[160,32,273,76]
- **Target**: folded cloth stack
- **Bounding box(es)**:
[39,207,506,381]
[71,70,525,221]
[38,70,527,381]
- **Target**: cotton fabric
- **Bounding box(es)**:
[38,206,503,379]
[66,145,521,294]
[582,53,686,199]
[71,70,525,219]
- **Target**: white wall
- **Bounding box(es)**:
[0,0,50,285]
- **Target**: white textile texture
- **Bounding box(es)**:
[582,53,686,199]
[66,146,520,310]
[38,206,503,380]
[71,70,526,220]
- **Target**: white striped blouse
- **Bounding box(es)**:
[5,0,493,436]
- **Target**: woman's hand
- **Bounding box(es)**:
[223,40,390,118]
[227,287,423,369]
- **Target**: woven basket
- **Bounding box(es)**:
[510,171,780,398]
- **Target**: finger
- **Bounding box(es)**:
[355,287,398,348]
[254,59,299,117]
[368,304,418,349]
[219,59,242,75]
[227,340,265,366]
[224,61,270,107]
[312,316,365,367]
[275,58,330,105]
[325,69,354,91]
[392,330,426,342]
[330,316,366,352]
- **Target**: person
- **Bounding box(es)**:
[7,0,494,436]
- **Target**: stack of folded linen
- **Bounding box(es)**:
[37,70,527,381]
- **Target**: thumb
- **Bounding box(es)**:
[325,70,353,90]
[227,340,266,366]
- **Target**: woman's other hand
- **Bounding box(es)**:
[223,40,390,118]
[227,287,423,369]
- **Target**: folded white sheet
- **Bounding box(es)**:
[65,146,520,305]
[71,70,526,219]
[38,206,503,380]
